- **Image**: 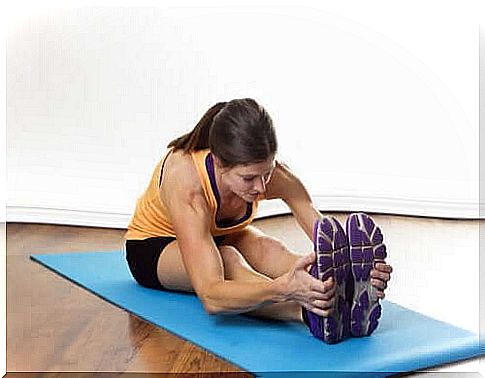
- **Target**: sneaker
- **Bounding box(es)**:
[302,216,351,344]
[346,213,387,337]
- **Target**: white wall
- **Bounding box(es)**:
[6,1,481,227]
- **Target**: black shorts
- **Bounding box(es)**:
[125,235,226,290]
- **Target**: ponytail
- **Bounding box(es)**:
[168,98,277,167]
[167,102,227,151]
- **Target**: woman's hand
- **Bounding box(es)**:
[370,263,393,299]
[282,253,336,317]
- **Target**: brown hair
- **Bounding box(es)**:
[167,98,277,167]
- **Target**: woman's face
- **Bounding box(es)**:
[219,156,276,203]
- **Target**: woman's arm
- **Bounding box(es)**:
[163,157,332,316]
[170,191,287,314]
[265,161,393,297]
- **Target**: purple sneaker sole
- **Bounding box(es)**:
[346,213,387,337]
[304,216,351,344]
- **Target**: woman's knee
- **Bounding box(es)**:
[253,235,301,278]
[219,245,253,278]
[219,245,248,266]
[259,235,290,254]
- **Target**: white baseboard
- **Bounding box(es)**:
[6,195,480,229]
[312,195,479,220]
[6,205,131,229]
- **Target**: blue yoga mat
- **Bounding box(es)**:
[31,251,482,376]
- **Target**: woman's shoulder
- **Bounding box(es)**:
[162,149,203,196]
[160,149,212,220]
[264,159,301,200]
[270,159,297,183]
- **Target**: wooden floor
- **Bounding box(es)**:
[6,213,481,375]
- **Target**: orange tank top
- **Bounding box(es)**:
[124,148,261,240]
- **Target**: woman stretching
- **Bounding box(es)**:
[125,98,392,344]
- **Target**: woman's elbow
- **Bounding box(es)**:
[197,286,223,315]
[202,301,220,315]
[200,295,223,315]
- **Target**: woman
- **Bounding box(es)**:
[125,98,392,344]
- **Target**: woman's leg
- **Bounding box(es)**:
[222,225,305,279]
[156,240,303,322]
